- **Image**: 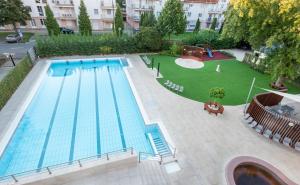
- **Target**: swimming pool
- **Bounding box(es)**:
[0,58,154,177]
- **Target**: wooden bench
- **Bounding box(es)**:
[204,102,224,116]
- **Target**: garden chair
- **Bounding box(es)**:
[263,129,272,138]
[170,84,176,90]
[245,116,254,124]
[175,85,180,92]
[179,86,184,93]
[248,121,257,128]
[243,113,251,120]
[167,82,173,89]
[283,137,291,147]
[255,124,263,133]
[164,80,170,86]
[295,142,300,151]
[272,133,281,143]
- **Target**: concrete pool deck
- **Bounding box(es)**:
[0,55,299,185]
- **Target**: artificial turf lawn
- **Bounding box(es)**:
[147,55,300,105]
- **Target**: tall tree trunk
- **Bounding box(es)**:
[275,76,284,87]
[12,22,18,34]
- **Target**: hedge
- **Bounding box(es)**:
[182,30,236,49]
[36,33,162,57]
[0,57,33,110]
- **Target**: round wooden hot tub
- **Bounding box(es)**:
[226,156,297,185]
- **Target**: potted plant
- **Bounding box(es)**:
[209,87,225,109]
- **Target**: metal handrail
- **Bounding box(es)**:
[0,147,134,183]
[138,152,163,165]
[166,142,177,158]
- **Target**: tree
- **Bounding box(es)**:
[114,4,124,37]
[78,0,92,35]
[135,27,162,51]
[210,17,217,30]
[45,5,60,36]
[193,18,201,33]
[140,11,157,27]
[209,87,225,104]
[0,0,31,33]
[157,0,187,39]
[222,0,300,86]
[116,0,123,7]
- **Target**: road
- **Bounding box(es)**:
[0,40,36,81]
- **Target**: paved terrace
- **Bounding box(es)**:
[2,55,299,185]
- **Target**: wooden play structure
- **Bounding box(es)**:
[182,45,213,59]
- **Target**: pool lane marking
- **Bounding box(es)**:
[37,69,68,169]
[68,69,82,162]
[107,66,126,149]
[94,68,101,155]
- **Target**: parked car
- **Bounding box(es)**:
[60,27,74,34]
[5,34,21,43]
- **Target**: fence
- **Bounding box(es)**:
[0,147,134,184]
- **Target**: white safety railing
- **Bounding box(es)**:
[0,147,134,184]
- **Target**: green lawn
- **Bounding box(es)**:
[147,55,300,105]
[0,32,34,43]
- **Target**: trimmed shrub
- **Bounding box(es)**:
[182,30,235,49]
[36,33,165,57]
[36,34,140,57]
[0,57,32,110]
[170,43,183,56]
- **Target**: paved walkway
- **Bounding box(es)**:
[2,55,299,185]
[221,49,250,61]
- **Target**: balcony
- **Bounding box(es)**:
[57,13,76,20]
[131,5,154,12]
[54,0,74,8]
[101,4,116,10]
[101,15,114,22]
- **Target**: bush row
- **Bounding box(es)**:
[181,30,236,49]
[0,57,33,110]
[36,30,163,57]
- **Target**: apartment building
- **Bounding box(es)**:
[0,0,116,31]
[126,0,229,31]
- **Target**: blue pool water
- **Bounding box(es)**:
[0,59,153,176]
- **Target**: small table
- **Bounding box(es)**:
[204,102,224,116]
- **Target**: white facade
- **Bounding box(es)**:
[0,0,116,31]
[126,0,229,31]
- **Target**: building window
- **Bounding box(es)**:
[187,12,191,17]
[42,0,47,3]
[107,9,111,15]
[31,19,36,27]
[40,19,45,25]
[198,13,202,17]
[189,4,193,7]
[25,6,32,12]
[37,6,44,16]
[94,9,99,15]
[35,0,40,3]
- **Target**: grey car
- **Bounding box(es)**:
[6,34,21,43]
